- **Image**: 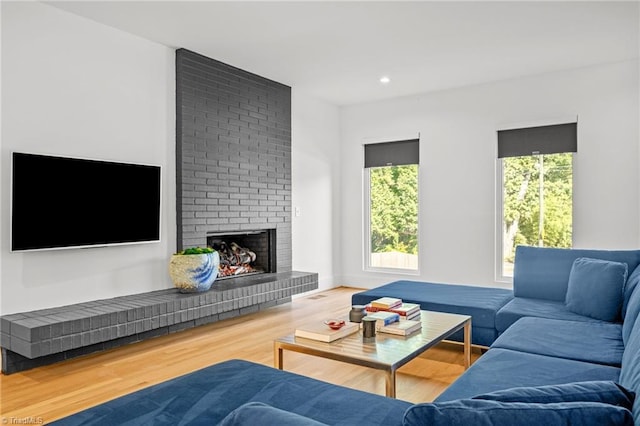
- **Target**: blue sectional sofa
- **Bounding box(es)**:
[53,246,640,425]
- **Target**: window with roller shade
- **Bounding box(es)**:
[498,123,576,279]
[364,139,419,272]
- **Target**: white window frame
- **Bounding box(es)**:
[494,116,578,284]
[495,159,512,283]
[363,164,421,275]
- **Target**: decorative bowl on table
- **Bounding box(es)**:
[324,319,346,330]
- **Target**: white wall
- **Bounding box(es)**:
[1,2,176,314]
[291,91,341,291]
[339,60,640,289]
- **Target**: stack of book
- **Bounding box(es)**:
[365,296,423,336]
[365,297,421,321]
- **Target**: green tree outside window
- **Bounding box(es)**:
[502,153,572,275]
[369,165,419,269]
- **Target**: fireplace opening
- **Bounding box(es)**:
[207,229,276,280]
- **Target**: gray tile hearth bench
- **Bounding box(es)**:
[1,271,317,374]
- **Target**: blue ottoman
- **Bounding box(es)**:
[352,280,513,346]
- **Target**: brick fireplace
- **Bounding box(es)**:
[176,48,292,276]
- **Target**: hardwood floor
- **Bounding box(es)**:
[0,287,481,423]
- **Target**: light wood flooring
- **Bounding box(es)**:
[0,286,482,423]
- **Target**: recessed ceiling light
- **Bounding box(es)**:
[379,76,391,84]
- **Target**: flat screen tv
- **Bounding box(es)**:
[11,152,161,252]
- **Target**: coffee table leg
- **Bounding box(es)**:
[385,369,396,398]
[463,319,471,369]
[274,342,284,369]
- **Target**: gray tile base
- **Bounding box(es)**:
[1,271,317,374]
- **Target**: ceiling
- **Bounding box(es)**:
[48,1,639,106]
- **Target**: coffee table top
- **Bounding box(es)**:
[275,310,471,371]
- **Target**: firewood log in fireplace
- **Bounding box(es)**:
[215,241,258,277]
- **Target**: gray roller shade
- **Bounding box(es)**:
[364,139,419,168]
[498,123,577,158]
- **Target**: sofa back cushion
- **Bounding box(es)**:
[619,313,640,425]
[513,246,640,302]
[623,279,640,346]
[403,399,633,426]
[564,258,628,322]
[623,264,640,320]
[471,381,634,408]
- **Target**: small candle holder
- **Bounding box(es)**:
[349,305,366,323]
[362,316,376,339]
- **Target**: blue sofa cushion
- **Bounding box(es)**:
[491,317,623,366]
[242,376,411,425]
[351,280,513,330]
[623,264,640,318]
[512,246,640,302]
[51,359,412,426]
[565,257,627,322]
[619,314,640,425]
[219,402,328,426]
[623,280,640,346]
[495,296,607,333]
[435,348,622,402]
[403,399,633,426]
[472,381,634,409]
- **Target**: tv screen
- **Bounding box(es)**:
[11,152,161,252]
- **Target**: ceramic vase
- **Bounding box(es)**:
[169,251,220,293]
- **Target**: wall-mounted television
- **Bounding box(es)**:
[11,152,161,252]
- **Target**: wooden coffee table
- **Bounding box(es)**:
[274,310,471,398]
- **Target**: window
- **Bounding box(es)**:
[364,139,419,272]
[497,123,576,279]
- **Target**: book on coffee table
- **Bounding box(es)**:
[405,310,421,321]
[366,302,420,317]
[370,297,403,309]
[378,319,422,336]
[295,320,359,342]
[365,311,400,330]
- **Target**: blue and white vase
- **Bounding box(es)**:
[169,251,220,293]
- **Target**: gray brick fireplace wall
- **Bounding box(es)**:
[176,48,292,273]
